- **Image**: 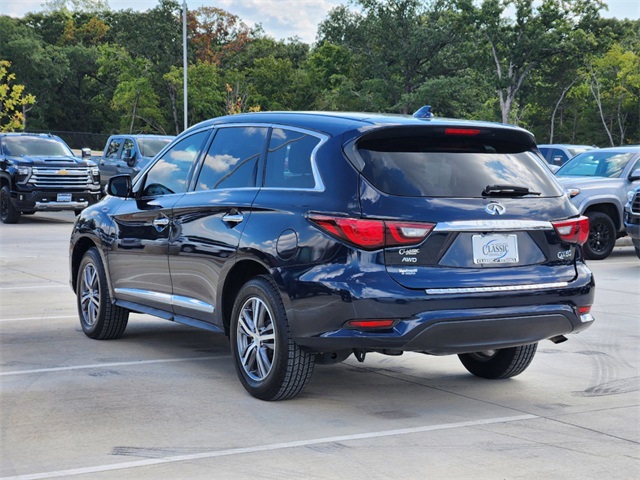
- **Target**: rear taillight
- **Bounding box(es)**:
[552,216,589,245]
[309,214,435,250]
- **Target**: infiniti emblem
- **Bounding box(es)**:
[485,202,506,215]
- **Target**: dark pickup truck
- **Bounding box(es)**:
[0,133,102,224]
[96,134,174,186]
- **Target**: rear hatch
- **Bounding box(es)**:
[348,124,585,291]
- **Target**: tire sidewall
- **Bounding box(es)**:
[1,185,20,224]
[230,278,290,399]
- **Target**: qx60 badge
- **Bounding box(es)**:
[485,202,506,215]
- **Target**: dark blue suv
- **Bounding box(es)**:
[69,111,595,400]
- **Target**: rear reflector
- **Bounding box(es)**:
[578,305,591,315]
[309,214,434,250]
[347,319,395,329]
[552,216,589,245]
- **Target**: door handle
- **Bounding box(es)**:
[153,216,170,231]
[223,212,244,225]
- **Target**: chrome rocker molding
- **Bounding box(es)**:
[114,288,214,314]
[426,281,569,295]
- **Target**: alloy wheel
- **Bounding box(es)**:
[236,297,276,381]
[80,262,100,327]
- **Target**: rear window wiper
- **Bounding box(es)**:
[482,184,541,197]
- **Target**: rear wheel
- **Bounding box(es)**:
[77,248,129,339]
[230,276,315,400]
[583,212,615,260]
[458,343,538,379]
[0,185,21,224]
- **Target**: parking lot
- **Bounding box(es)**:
[1,211,638,479]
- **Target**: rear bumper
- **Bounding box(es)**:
[296,305,594,355]
[285,262,595,355]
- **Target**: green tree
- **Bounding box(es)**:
[318,0,468,113]
[582,43,640,145]
[0,60,36,131]
[468,0,605,124]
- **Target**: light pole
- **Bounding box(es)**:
[182,0,188,132]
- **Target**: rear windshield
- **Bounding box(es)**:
[356,136,563,197]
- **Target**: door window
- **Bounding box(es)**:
[141,131,208,196]
[195,127,267,191]
[264,128,321,188]
[105,139,122,158]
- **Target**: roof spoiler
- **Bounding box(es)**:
[413,105,434,119]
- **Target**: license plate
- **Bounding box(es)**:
[472,234,519,264]
[57,193,72,202]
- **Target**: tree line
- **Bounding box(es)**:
[1,0,638,148]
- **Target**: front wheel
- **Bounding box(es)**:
[583,212,616,260]
[230,276,315,400]
[458,343,538,379]
[77,247,129,339]
[0,185,21,224]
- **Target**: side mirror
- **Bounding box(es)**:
[81,148,92,158]
[123,148,136,167]
[106,174,132,198]
[629,168,640,182]
[552,155,563,166]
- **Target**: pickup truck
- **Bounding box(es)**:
[96,134,174,186]
[0,133,101,224]
[556,146,640,260]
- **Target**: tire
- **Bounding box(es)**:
[0,185,21,224]
[583,212,616,260]
[230,276,315,400]
[458,343,538,379]
[76,247,129,339]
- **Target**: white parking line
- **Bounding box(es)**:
[0,315,76,323]
[2,414,538,480]
[0,285,68,290]
[0,357,218,376]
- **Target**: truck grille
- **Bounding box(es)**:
[28,167,92,188]
[632,192,640,215]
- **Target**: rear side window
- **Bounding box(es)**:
[264,128,321,188]
[196,127,267,191]
[356,134,562,197]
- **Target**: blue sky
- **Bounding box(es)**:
[1,0,638,44]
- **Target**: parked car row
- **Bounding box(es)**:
[538,144,596,166]
[555,146,640,260]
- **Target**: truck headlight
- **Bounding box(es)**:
[91,167,100,176]
[16,166,31,184]
[628,190,636,203]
